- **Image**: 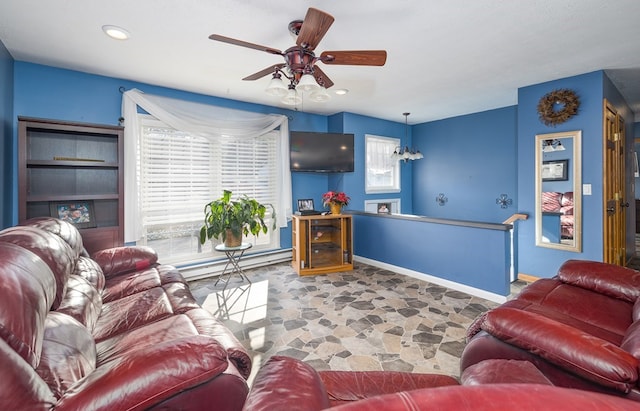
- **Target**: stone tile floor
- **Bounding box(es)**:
[189,261,526,385]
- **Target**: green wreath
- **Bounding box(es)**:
[537,89,580,127]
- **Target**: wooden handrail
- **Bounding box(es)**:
[503,213,528,225]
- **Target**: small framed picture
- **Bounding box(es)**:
[377,202,391,214]
[541,159,569,181]
[49,200,97,229]
[297,198,315,211]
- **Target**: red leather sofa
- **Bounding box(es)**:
[242,355,639,410]
[461,259,640,402]
[0,217,250,410]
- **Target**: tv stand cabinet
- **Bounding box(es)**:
[18,117,124,255]
[292,214,353,276]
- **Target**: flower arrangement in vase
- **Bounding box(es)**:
[322,191,350,215]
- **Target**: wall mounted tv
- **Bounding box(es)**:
[290,131,355,172]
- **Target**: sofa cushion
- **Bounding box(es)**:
[557,259,640,303]
[36,312,96,399]
[96,314,203,366]
[92,246,159,278]
[461,359,552,385]
[319,370,459,407]
[75,256,105,293]
[92,281,201,342]
[102,264,186,303]
[0,338,57,409]
[512,278,632,343]
[22,217,85,258]
[57,275,103,332]
[55,336,231,411]
[92,286,175,342]
[0,242,56,367]
[483,307,638,392]
[0,226,76,309]
[621,320,640,360]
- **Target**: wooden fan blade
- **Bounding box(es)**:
[209,34,282,55]
[296,8,334,50]
[320,50,387,66]
[312,66,334,89]
[242,64,286,81]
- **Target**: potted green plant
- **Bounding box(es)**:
[199,190,275,247]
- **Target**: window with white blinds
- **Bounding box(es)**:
[138,116,279,263]
[365,134,401,193]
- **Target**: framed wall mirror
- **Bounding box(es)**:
[535,130,582,252]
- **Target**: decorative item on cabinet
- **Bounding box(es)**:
[322,190,350,215]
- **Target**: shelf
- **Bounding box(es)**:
[27,194,120,202]
[19,116,124,253]
[27,160,119,168]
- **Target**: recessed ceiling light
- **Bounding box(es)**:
[334,89,349,96]
[102,25,130,40]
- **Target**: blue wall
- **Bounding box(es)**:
[9,63,412,249]
[0,40,13,228]
[6,59,636,287]
[411,106,518,223]
[517,71,634,278]
[338,112,414,214]
[354,214,511,296]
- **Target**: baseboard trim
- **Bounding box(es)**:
[354,256,508,304]
[178,248,293,281]
[178,250,508,303]
[517,273,540,283]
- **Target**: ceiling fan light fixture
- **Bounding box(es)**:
[102,25,130,40]
[281,85,302,105]
[309,87,330,102]
[297,72,320,93]
[265,73,287,96]
[334,88,349,95]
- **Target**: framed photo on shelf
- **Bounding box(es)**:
[297,198,315,212]
[376,202,391,214]
[541,159,569,181]
[49,200,97,229]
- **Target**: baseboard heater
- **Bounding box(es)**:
[178,248,293,281]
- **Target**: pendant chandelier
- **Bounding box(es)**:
[391,112,423,162]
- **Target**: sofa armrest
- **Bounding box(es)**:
[56,336,233,411]
[91,246,158,278]
[483,307,638,392]
[242,356,330,411]
[319,371,458,407]
[557,259,640,303]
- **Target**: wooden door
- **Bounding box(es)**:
[603,100,626,265]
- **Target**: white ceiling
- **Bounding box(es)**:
[1,0,640,124]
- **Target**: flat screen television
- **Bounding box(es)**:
[290,131,355,172]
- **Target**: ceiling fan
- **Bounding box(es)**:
[208,7,387,104]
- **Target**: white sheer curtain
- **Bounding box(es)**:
[121,88,292,243]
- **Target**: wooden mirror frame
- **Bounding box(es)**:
[535,130,582,252]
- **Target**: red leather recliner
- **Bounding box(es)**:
[462,259,640,402]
